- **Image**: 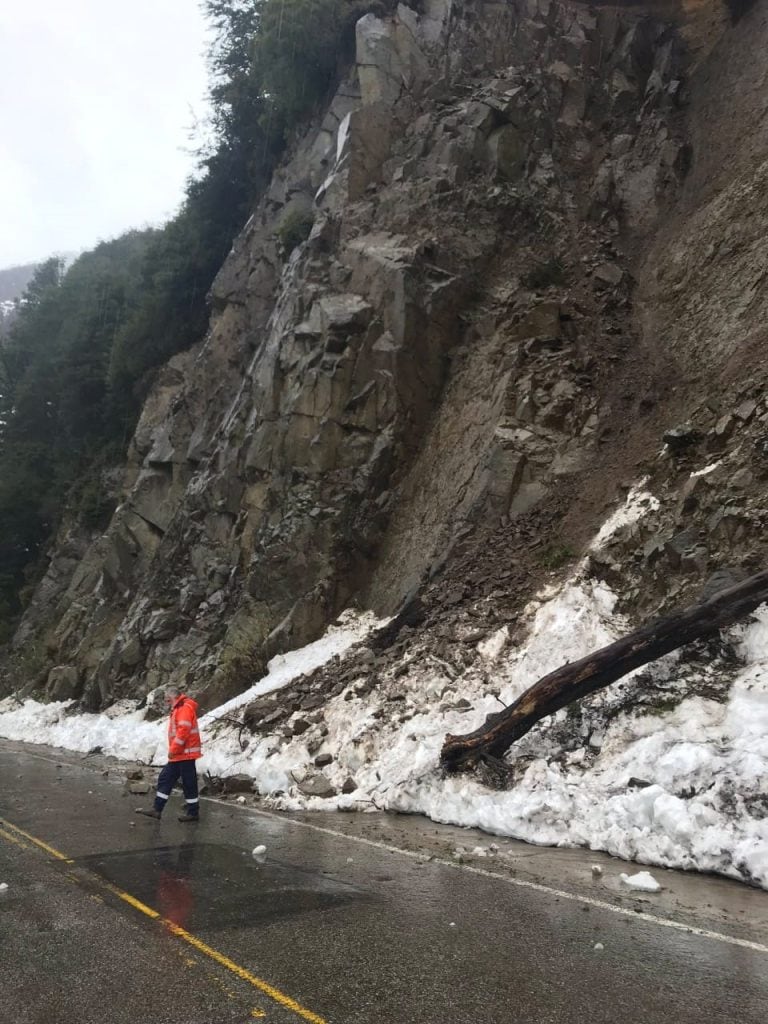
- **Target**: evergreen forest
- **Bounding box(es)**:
[0,0,371,643]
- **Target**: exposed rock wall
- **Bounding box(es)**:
[6,0,759,712]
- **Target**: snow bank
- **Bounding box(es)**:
[2,492,768,889]
[0,610,380,771]
[0,698,164,763]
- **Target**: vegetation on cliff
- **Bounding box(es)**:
[0,0,369,642]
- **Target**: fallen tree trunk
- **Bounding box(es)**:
[441,568,768,773]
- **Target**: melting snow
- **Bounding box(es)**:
[690,461,723,478]
[620,870,661,892]
[0,699,164,764]
[2,497,768,889]
[593,479,659,552]
[589,481,660,550]
[204,610,381,726]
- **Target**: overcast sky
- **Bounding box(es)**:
[0,1,211,268]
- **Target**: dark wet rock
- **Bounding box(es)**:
[262,709,285,727]
[664,527,702,569]
[680,545,709,574]
[593,262,624,287]
[297,773,336,799]
[300,693,325,712]
[699,567,748,603]
[663,425,704,452]
[314,753,333,768]
[222,774,255,794]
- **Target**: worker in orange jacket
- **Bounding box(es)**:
[137,687,203,822]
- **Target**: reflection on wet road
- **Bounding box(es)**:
[80,842,370,931]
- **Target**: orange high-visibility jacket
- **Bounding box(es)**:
[168,695,202,762]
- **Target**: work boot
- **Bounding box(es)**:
[136,807,162,819]
[178,812,199,823]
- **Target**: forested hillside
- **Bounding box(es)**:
[0,0,369,643]
[0,262,39,304]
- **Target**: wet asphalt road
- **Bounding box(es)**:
[1,745,768,1024]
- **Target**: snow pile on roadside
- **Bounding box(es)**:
[0,698,164,763]
[251,581,768,888]
[1,487,767,888]
[0,611,380,768]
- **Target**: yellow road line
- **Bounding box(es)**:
[108,885,161,919]
[0,825,31,851]
[0,815,328,1024]
[164,921,327,1024]
[0,817,74,863]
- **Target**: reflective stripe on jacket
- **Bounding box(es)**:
[168,695,202,762]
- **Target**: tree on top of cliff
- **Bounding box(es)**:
[255,0,346,127]
[0,0,369,644]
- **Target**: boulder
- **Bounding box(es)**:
[464,101,498,135]
[593,262,624,288]
[663,424,703,452]
[699,567,748,602]
[664,527,701,569]
[222,774,255,794]
[297,773,337,799]
[46,665,81,701]
[487,125,527,181]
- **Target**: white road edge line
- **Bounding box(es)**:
[4,744,768,956]
[213,798,768,957]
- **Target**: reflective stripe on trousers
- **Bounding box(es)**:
[154,760,200,814]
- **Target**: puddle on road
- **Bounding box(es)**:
[79,843,371,932]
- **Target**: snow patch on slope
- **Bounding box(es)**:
[204,610,381,725]
[589,482,659,550]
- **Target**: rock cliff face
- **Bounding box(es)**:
[5,0,767,716]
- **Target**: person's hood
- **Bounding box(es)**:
[174,694,198,712]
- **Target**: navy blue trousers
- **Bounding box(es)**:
[154,760,199,816]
